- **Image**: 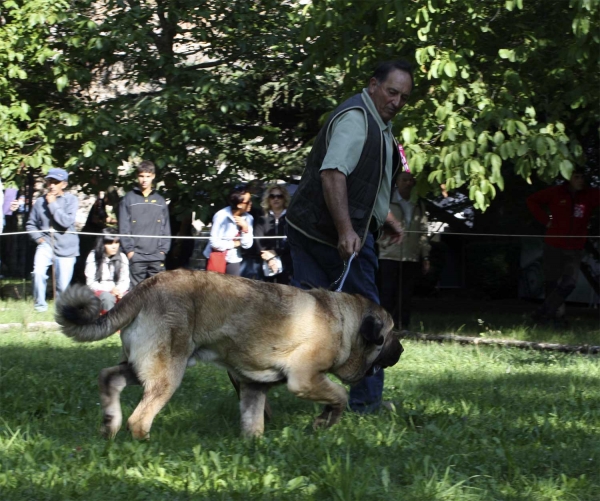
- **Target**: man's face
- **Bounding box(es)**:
[396,172,416,196]
[368,69,412,123]
[569,172,585,191]
[138,171,155,191]
[46,179,67,196]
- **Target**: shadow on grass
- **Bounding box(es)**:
[2,339,599,500]
[0,341,312,443]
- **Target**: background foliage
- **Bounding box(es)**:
[1,0,598,214]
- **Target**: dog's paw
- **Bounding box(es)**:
[312,408,342,430]
[100,414,122,439]
[127,421,150,440]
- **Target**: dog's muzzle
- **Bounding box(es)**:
[367,338,404,376]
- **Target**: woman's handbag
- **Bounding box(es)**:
[206,250,227,273]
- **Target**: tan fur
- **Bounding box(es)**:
[56,269,402,439]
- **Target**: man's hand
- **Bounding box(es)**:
[337,229,361,261]
[268,259,279,273]
[321,170,361,261]
[37,238,45,245]
[9,200,19,212]
[261,250,276,261]
[127,251,135,259]
[383,221,404,245]
[422,259,431,274]
[383,211,404,245]
[45,193,56,204]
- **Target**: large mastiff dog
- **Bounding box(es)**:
[56,269,402,439]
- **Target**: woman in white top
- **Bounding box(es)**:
[204,186,254,276]
[85,228,130,312]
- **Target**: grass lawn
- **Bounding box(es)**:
[1,322,599,500]
[0,297,57,325]
[410,296,599,346]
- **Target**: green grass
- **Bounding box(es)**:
[0,298,57,324]
[410,298,599,346]
[1,328,599,500]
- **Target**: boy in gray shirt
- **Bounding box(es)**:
[26,168,79,312]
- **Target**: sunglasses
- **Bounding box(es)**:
[269,194,283,199]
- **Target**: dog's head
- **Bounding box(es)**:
[335,304,403,385]
[360,310,403,377]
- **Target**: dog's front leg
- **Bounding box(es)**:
[287,372,348,430]
[239,382,269,438]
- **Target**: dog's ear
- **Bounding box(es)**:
[360,314,384,345]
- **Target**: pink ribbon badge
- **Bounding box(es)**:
[398,144,410,173]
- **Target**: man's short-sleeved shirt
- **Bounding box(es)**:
[320,88,394,229]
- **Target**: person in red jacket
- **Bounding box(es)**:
[526,169,600,326]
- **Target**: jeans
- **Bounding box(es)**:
[96,291,117,312]
[286,225,384,413]
[32,243,76,311]
[240,256,264,280]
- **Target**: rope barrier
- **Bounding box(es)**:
[0,228,597,240]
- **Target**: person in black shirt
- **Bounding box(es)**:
[254,185,293,284]
[119,161,171,286]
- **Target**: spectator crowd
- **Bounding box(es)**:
[0,60,598,370]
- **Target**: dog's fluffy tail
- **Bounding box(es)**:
[55,284,142,342]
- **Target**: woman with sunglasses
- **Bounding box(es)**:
[85,227,130,313]
[254,184,293,284]
[204,186,254,276]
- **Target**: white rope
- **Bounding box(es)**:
[0,229,597,240]
[0,229,283,240]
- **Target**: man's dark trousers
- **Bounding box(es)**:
[378,259,421,329]
[286,225,384,413]
[129,260,165,287]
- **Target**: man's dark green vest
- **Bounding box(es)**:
[287,93,400,247]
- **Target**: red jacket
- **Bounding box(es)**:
[527,184,600,250]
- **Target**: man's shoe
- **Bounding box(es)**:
[34,306,48,313]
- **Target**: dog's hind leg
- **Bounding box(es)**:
[239,382,270,438]
[126,356,188,440]
[228,371,273,422]
[98,362,140,439]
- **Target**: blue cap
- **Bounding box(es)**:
[45,168,69,182]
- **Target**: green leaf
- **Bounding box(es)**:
[559,159,573,180]
[475,190,485,206]
[498,49,516,61]
[444,61,457,78]
[82,142,95,158]
[490,153,502,171]
[506,120,516,136]
[56,75,68,92]
[535,136,547,155]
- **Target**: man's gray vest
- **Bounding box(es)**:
[287,93,400,247]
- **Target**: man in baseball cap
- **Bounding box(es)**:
[25,168,79,312]
[45,168,69,182]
